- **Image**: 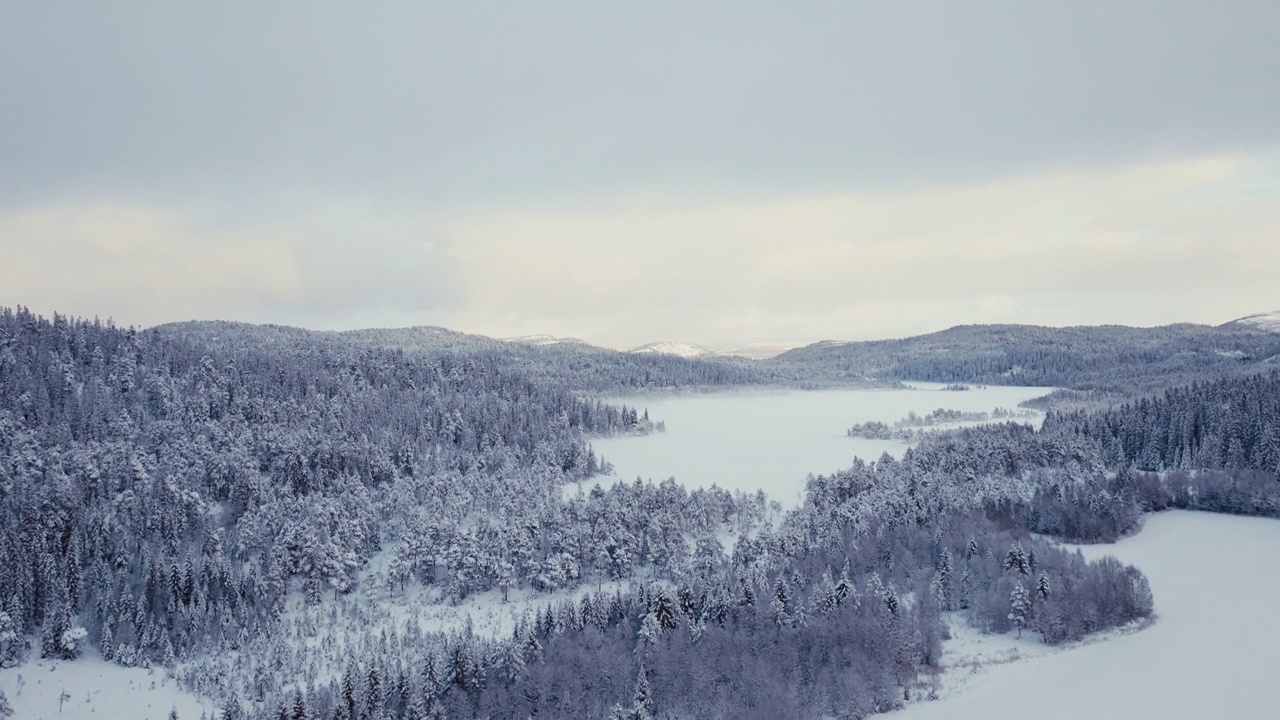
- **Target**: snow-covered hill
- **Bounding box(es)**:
[1221,310,1280,332]
[627,341,714,358]
[503,334,591,347]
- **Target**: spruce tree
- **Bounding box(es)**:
[1008,582,1031,639]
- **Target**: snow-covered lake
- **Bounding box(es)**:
[894,511,1280,720]
[578,383,1052,506]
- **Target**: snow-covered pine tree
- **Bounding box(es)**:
[936,549,954,610]
[770,579,792,627]
[652,590,678,631]
[1004,543,1030,576]
[0,611,20,668]
[291,690,308,720]
[833,563,855,608]
[1008,581,1031,638]
[632,667,654,720]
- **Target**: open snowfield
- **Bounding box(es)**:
[893,511,1280,720]
[0,657,214,720]
[584,383,1050,506]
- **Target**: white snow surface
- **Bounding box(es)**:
[0,657,213,720]
[503,334,590,346]
[626,341,714,358]
[892,511,1280,720]
[710,342,803,359]
[1222,310,1280,332]
[583,383,1050,506]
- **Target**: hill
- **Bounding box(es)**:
[1221,310,1280,333]
[770,322,1280,403]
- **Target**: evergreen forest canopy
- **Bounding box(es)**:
[775,322,1280,405]
[1,305,1278,719]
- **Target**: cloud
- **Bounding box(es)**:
[2,151,1276,346]
[4,4,1277,346]
[0,202,454,329]
[3,3,1278,206]
[434,151,1280,345]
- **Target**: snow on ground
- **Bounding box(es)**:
[0,656,214,720]
[346,567,636,642]
[588,384,1050,507]
[892,511,1280,720]
[1221,310,1280,332]
[627,341,714,358]
[502,334,593,347]
[357,543,638,641]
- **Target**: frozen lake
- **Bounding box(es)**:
[578,383,1052,506]
[893,511,1280,720]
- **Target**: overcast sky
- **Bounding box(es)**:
[3,2,1278,351]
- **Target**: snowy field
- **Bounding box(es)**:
[582,383,1050,506]
[893,511,1280,720]
[0,658,214,720]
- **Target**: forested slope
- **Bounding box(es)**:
[772,323,1280,401]
[156,321,784,393]
[3,307,1276,719]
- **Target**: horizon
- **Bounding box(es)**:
[5,302,1273,359]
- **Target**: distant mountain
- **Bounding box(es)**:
[628,341,714,358]
[153,316,1280,402]
[1221,311,1280,333]
[150,320,779,392]
[155,320,507,355]
[712,342,805,360]
[772,322,1280,400]
[503,333,596,348]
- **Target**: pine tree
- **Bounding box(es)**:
[637,612,661,651]
[492,640,525,685]
[0,611,21,668]
[632,667,654,720]
[222,691,244,720]
[1008,581,1031,639]
[833,564,855,608]
[936,549,954,610]
[770,579,792,628]
[966,538,980,562]
[291,690,308,720]
[883,586,901,616]
[99,626,114,662]
[1036,573,1051,600]
[341,663,358,720]
[365,664,383,719]
[1004,544,1030,576]
[652,591,678,631]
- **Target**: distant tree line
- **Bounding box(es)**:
[774,323,1280,402]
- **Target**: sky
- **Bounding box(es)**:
[3,2,1279,353]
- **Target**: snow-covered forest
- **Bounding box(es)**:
[776,323,1280,406]
[2,306,1277,719]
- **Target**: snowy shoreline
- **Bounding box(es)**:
[891,511,1280,720]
